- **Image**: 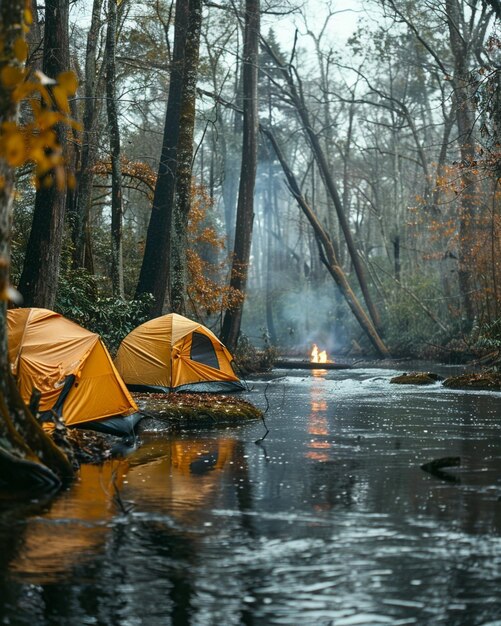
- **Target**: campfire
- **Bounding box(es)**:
[310,344,330,364]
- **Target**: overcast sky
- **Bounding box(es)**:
[261,0,365,50]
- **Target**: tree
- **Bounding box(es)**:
[135,0,200,317]
[106,0,125,298]
[381,0,495,325]
[446,0,489,323]
[221,0,260,351]
[1,0,74,489]
[261,34,384,334]
[71,0,105,271]
[169,0,202,314]
[262,127,391,357]
[17,0,71,308]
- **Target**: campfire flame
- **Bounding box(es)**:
[311,344,328,363]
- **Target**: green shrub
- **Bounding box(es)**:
[55,268,154,354]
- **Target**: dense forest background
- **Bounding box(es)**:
[5,0,501,361]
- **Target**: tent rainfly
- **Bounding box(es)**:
[7,308,140,435]
[114,313,244,393]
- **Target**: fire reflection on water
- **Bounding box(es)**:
[306,376,332,462]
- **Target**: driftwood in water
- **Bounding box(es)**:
[421,456,461,483]
[274,360,351,370]
[391,372,444,385]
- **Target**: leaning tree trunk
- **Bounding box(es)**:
[262,127,391,358]
[17,0,70,309]
[169,0,202,315]
[262,38,383,334]
[105,0,124,298]
[135,0,190,316]
[0,0,73,490]
[221,0,260,351]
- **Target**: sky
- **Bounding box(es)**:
[261,0,365,49]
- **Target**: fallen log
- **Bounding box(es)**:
[273,360,351,370]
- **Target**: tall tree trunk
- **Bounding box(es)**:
[0,0,73,489]
[262,127,391,358]
[221,29,242,252]
[18,0,70,308]
[135,0,190,316]
[169,0,202,314]
[0,0,22,394]
[105,0,124,298]
[72,0,104,271]
[221,0,260,351]
[446,0,479,325]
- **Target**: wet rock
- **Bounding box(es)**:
[421,456,461,472]
[443,372,501,390]
[390,372,444,385]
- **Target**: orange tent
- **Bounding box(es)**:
[114,313,244,392]
[7,308,139,430]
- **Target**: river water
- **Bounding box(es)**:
[1,366,501,626]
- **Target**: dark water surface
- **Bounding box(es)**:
[1,367,501,625]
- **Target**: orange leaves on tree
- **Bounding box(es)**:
[409,159,501,321]
[93,156,157,197]
[187,183,243,317]
[93,157,242,317]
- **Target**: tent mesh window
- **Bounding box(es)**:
[190,331,220,369]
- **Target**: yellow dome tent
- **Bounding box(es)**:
[7,308,139,434]
[114,313,244,393]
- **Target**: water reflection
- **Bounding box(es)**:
[306,371,331,462]
[123,437,238,522]
[7,462,128,581]
[2,369,501,626]
[5,436,243,584]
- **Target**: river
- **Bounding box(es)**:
[1,366,501,625]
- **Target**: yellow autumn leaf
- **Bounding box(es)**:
[1,65,25,88]
[24,8,33,25]
[57,71,78,96]
[38,84,53,106]
[1,121,18,134]
[12,80,37,102]
[5,132,26,167]
[14,38,28,62]
[52,85,70,113]
[28,146,46,166]
[69,119,83,132]
[36,110,60,130]
[29,97,41,117]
